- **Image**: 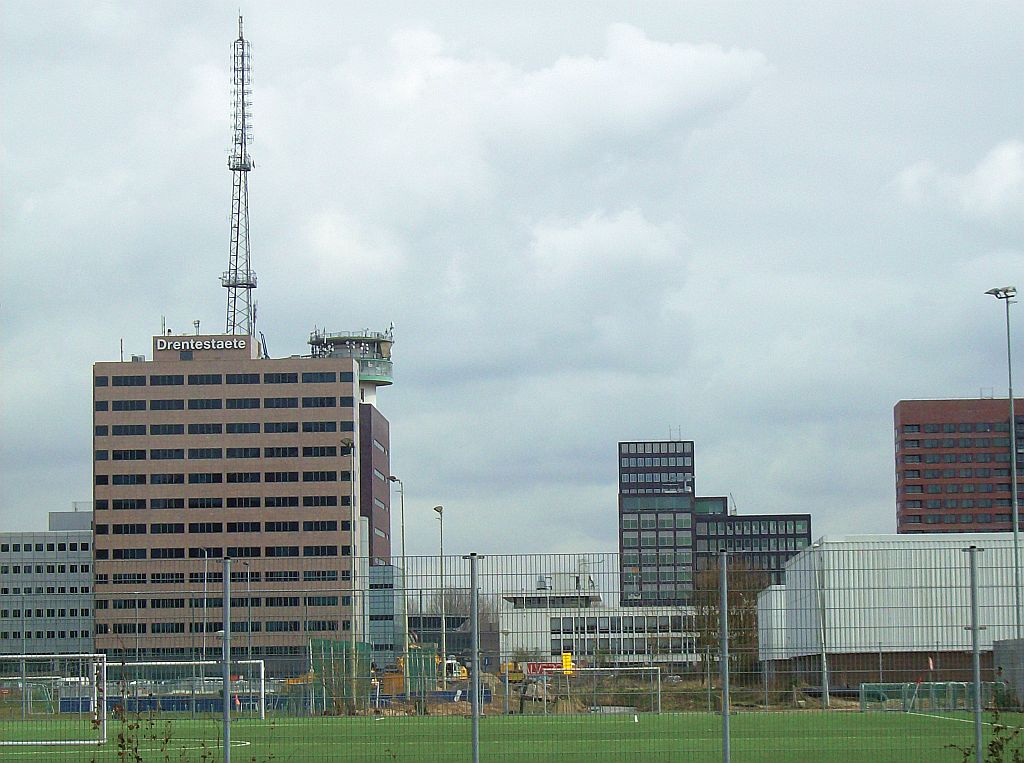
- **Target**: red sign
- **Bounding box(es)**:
[525,662,561,676]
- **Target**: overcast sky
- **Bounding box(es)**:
[2,1,1021,557]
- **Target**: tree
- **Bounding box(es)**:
[693,559,771,683]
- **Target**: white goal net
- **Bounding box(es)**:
[538,665,662,714]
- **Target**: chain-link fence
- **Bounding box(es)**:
[2,542,1022,761]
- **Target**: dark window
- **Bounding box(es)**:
[151,498,185,509]
[112,474,147,485]
[150,424,184,435]
[188,423,223,435]
[303,495,338,507]
[150,375,184,386]
[188,473,223,484]
[265,472,298,483]
[227,472,261,483]
[302,397,336,408]
[264,421,299,433]
[95,401,109,411]
[340,396,355,407]
[264,397,298,409]
[265,521,299,532]
[151,473,184,484]
[265,496,299,507]
[188,399,223,410]
[113,375,146,387]
[302,421,337,433]
[95,451,109,461]
[263,373,298,384]
[226,422,260,434]
[304,520,338,531]
[303,446,337,457]
[227,522,260,533]
[112,449,146,461]
[302,372,337,383]
[227,447,260,458]
[150,523,185,534]
[188,448,222,459]
[188,374,223,385]
[226,373,259,384]
[95,376,109,387]
[112,548,147,560]
[228,546,261,558]
[303,546,338,557]
[110,400,147,412]
[341,421,355,432]
[226,398,260,409]
[95,424,109,436]
[265,546,299,558]
[112,425,146,436]
[227,497,261,508]
[264,446,299,458]
[150,399,184,411]
[112,499,146,510]
[188,498,223,509]
[188,522,223,533]
[112,523,146,534]
[303,471,337,482]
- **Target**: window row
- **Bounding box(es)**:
[0,630,90,641]
[901,438,1012,449]
[0,563,89,575]
[903,483,1013,494]
[903,422,1008,434]
[620,472,692,484]
[98,595,342,609]
[94,495,346,510]
[619,442,693,455]
[903,513,1012,525]
[93,569,345,586]
[95,520,341,535]
[0,607,89,618]
[0,542,88,553]
[94,397,353,411]
[95,545,344,560]
[619,457,693,468]
[902,453,1019,465]
[901,468,1010,479]
[96,372,354,387]
[696,519,807,536]
[694,537,807,552]
[902,499,1012,510]
[97,446,340,461]
[95,621,343,635]
[97,470,348,484]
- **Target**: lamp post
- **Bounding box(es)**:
[811,541,830,709]
[433,505,446,690]
[388,476,410,696]
[986,286,1021,640]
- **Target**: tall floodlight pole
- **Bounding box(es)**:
[433,505,446,690]
[222,15,258,338]
[986,286,1021,639]
[389,476,410,696]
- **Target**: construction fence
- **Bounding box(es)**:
[0,542,1022,761]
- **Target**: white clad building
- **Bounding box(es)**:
[757,534,1020,686]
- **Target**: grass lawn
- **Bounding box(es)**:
[0,710,1019,762]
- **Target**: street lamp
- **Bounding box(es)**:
[433,505,446,690]
[986,285,1021,639]
[388,476,410,696]
[811,541,830,709]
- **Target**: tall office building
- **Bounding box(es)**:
[894,398,1023,533]
[617,439,811,605]
[92,330,393,672]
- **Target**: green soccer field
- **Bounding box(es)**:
[0,710,1020,762]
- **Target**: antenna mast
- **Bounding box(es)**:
[221,15,257,337]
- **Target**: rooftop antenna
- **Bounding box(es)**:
[221,15,257,338]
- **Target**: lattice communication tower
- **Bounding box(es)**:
[221,15,257,337]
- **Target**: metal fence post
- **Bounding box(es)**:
[222,557,232,763]
[720,549,730,763]
[465,553,482,763]
[963,546,984,763]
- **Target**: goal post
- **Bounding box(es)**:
[540,665,662,714]
[0,653,107,747]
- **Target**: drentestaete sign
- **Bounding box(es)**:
[152,334,255,360]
